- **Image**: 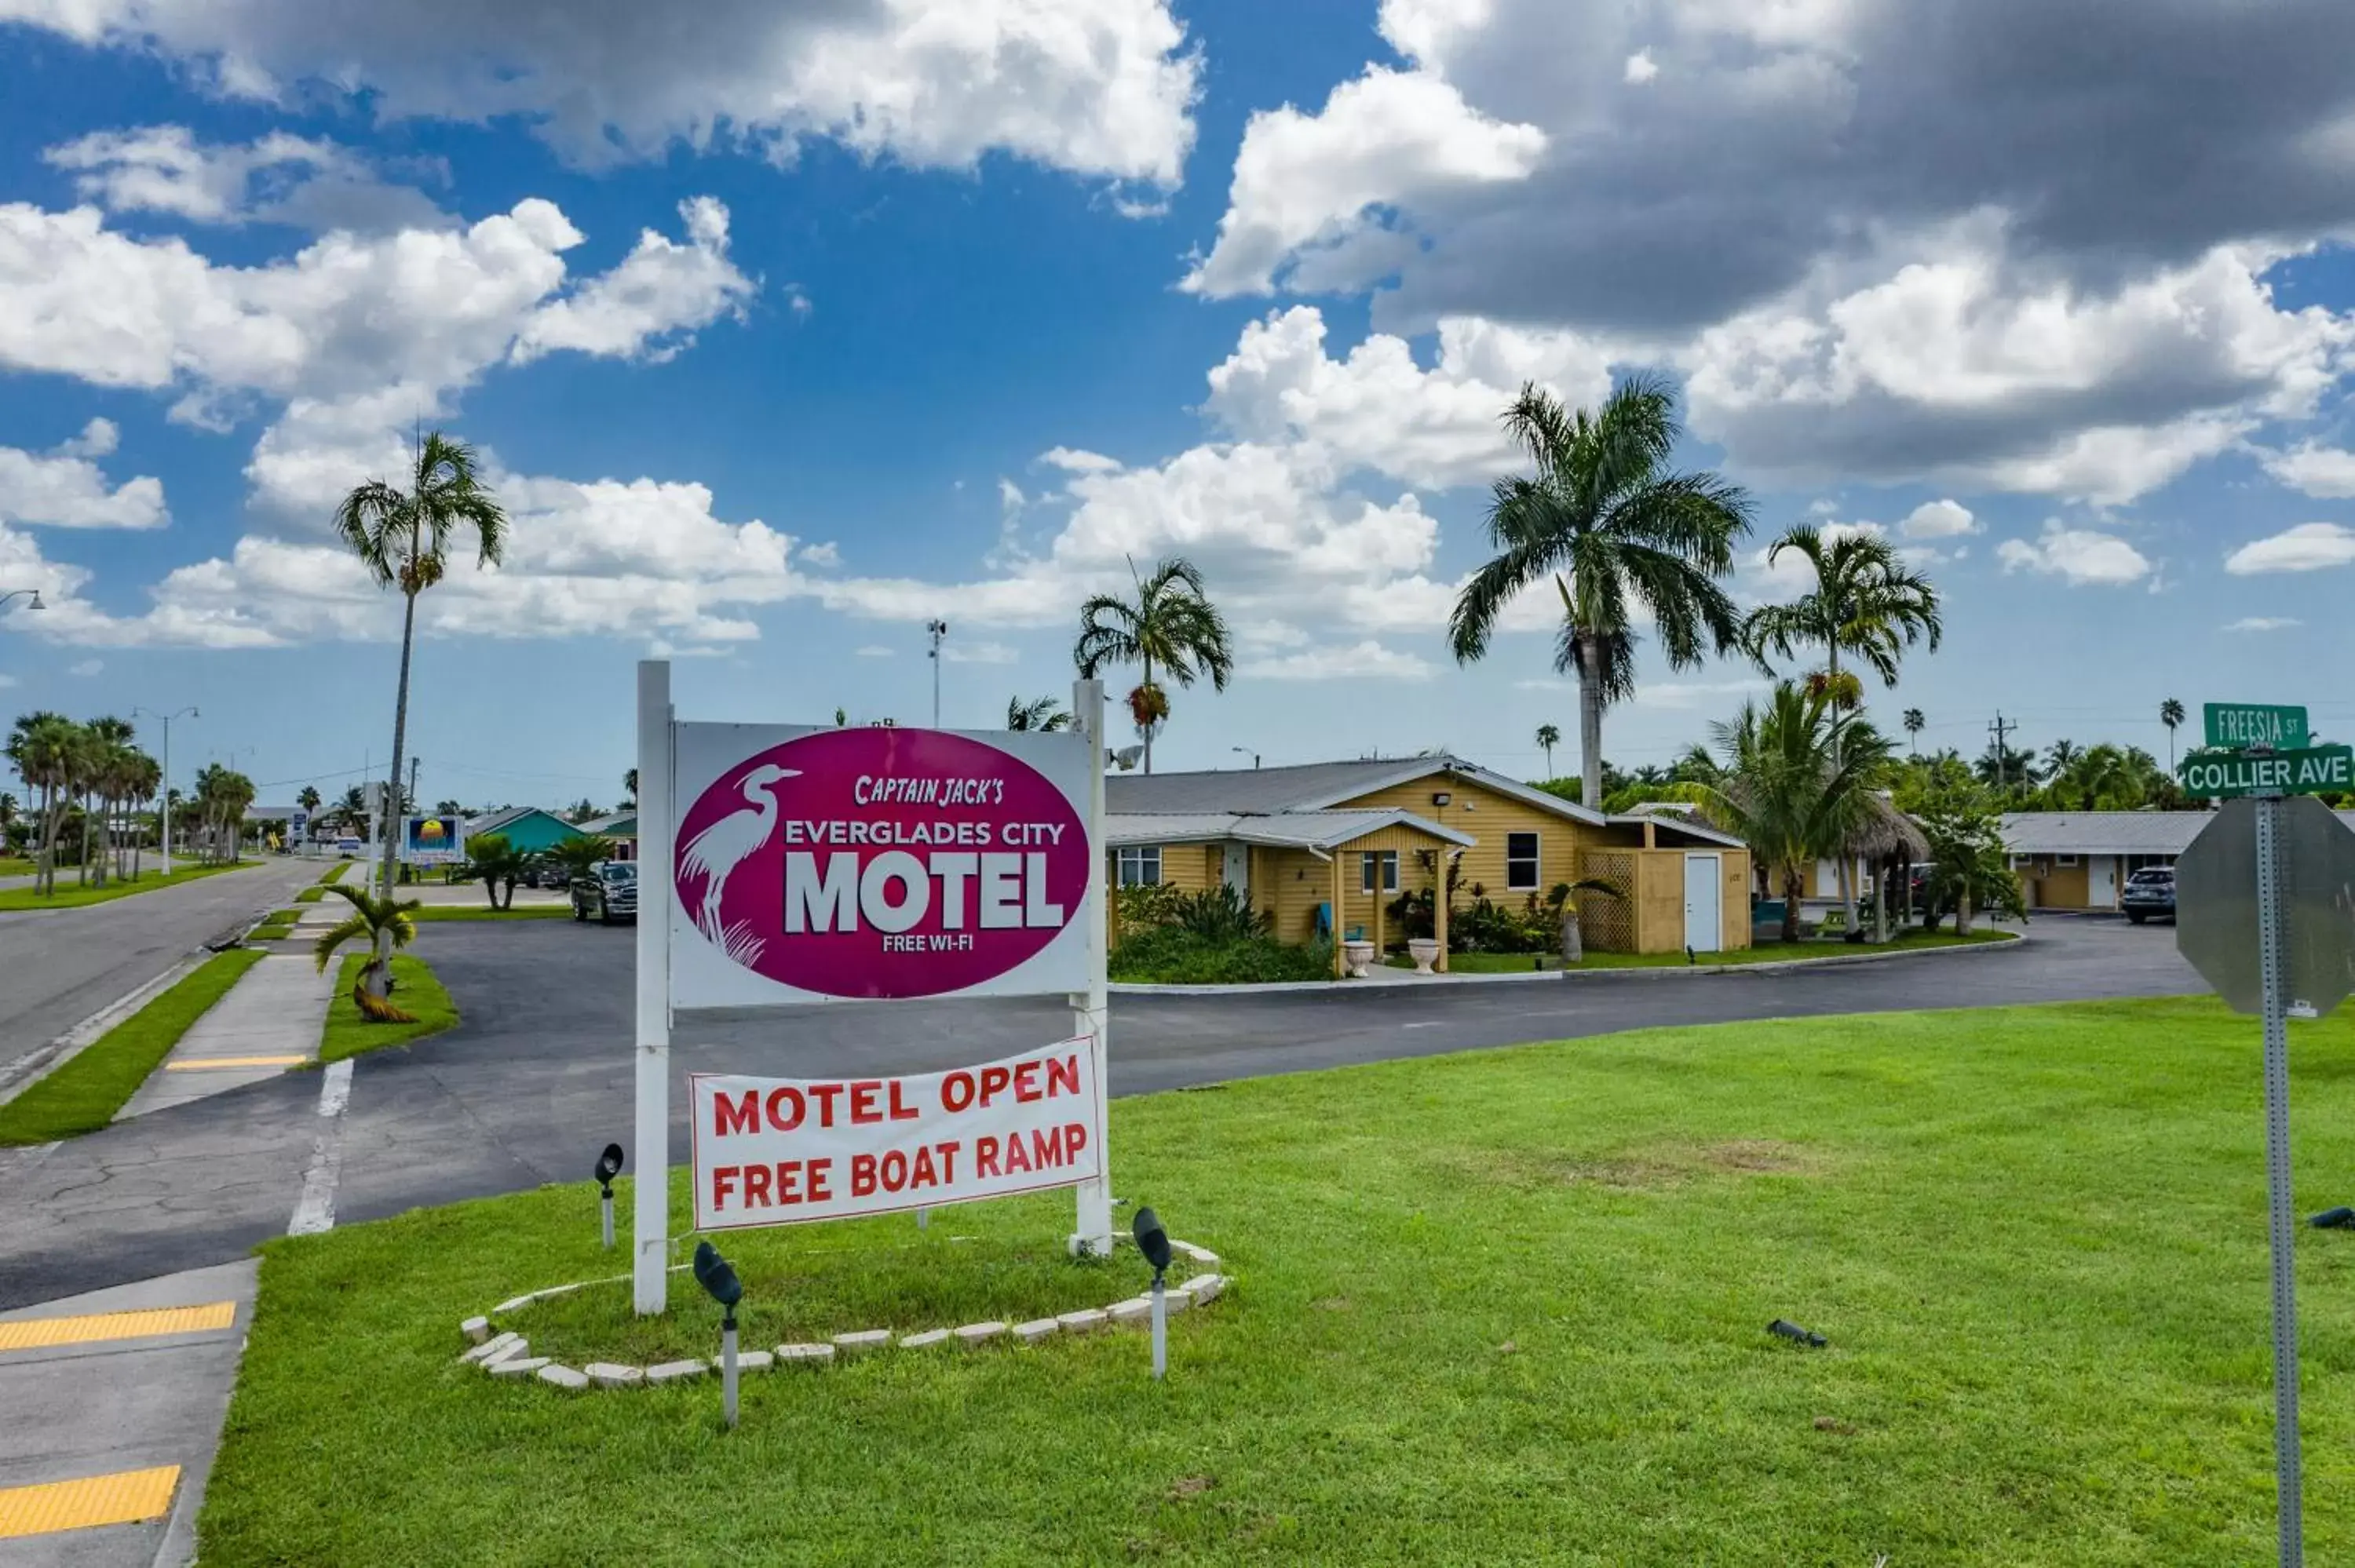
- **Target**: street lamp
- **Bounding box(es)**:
[0,589,44,614]
[132,706,198,878]
[1132,1206,1174,1380]
[1230,747,1260,769]
[593,1143,624,1249]
[693,1240,745,1428]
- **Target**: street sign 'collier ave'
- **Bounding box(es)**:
[2181,745,2354,801]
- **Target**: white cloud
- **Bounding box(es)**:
[1040,447,1121,474]
[1243,640,1438,681]
[1631,677,1765,709]
[2262,441,2355,499]
[1184,66,1544,297]
[1900,498,1977,539]
[1623,51,1658,85]
[942,640,1019,665]
[44,125,447,232]
[0,425,166,529]
[855,645,895,658]
[1996,522,2152,585]
[1202,304,1611,488]
[799,542,842,568]
[2224,522,2355,574]
[67,658,102,676]
[8,0,1199,190]
[2225,616,2302,632]
[511,198,754,364]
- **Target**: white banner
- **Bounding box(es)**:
[688,1037,1104,1231]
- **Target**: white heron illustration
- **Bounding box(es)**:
[680,763,798,964]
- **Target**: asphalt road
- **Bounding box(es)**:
[0,914,2202,1310]
[0,859,319,1085]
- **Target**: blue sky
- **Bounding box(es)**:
[1,0,2351,812]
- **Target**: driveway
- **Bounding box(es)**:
[0,913,2200,1311]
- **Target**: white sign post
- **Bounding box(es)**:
[631,661,1110,1316]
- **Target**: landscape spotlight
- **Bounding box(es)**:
[1132,1206,1174,1380]
[694,1240,744,1428]
[593,1143,624,1249]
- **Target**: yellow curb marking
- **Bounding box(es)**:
[0,1465,180,1539]
[162,1055,309,1071]
[0,1301,236,1352]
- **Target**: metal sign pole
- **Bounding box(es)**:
[721,1311,739,1430]
[2255,792,2303,1566]
[1069,676,1114,1256]
[633,660,674,1315]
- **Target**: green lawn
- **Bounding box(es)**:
[203,997,2355,1565]
[319,954,459,1063]
[0,855,35,877]
[1387,928,2018,973]
[412,903,573,921]
[0,859,253,911]
[0,949,265,1144]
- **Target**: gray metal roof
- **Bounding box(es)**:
[2000,810,2355,855]
[1106,754,1606,824]
[1107,809,1474,851]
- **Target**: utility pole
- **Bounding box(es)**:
[133,706,197,877]
[1988,712,2020,791]
[926,619,948,727]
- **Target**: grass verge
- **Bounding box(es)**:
[0,949,266,1144]
[319,954,458,1064]
[1385,927,2020,973]
[203,997,2355,1565]
[412,903,573,921]
[0,859,252,912]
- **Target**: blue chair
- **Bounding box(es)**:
[1314,901,1332,940]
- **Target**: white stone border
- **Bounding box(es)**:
[455,1238,1228,1391]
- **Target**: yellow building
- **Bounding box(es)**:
[1107,756,1753,961]
[1999,811,2214,910]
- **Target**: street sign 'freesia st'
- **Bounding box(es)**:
[2204,702,2311,752]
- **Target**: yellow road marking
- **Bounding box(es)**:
[162,1055,309,1070]
[0,1466,179,1539]
[0,1301,236,1352]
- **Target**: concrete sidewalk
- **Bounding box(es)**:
[117,957,336,1118]
[0,1258,257,1567]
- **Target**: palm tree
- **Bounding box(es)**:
[122,749,159,881]
[1701,682,1897,943]
[2160,698,2185,768]
[2046,738,2081,778]
[1743,525,1941,932]
[1535,722,1561,777]
[298,785,323,816]
[335,428,506,995]
[542,834,616,890]
[456,833,533,909]
[1006,695,1070,733]
[1449,377,1754,811]
[1902,708,1926,757]
[622,768,638,808]
[312,881,422,1021]
[1073,556,1233,774]
[7,712,78,895]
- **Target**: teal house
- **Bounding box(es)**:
[465,807,586,855]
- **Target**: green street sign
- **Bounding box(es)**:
[2206,702,2309,751]
[2182,744,2353,800]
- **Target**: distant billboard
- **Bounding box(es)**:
[401,812,465,866]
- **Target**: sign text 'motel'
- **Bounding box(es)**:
[2180,744,2354,800]
[2204,702,2310,752]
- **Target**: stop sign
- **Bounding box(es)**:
[2175,797,2355,1016]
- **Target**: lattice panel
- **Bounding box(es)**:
[1577,850,1638,952]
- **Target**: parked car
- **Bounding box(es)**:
[571,861,637,924]
[2122,866,2176,924]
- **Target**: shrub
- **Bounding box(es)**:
[1108,926,1332,984]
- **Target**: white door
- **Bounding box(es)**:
[1221,842,1249,899]
[1685,853,1722,953]
[2087,855,2116,908]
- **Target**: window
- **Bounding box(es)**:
[1506,832,1540,892]
[1116,846,1161,887]
[2057,854,2079,867]
[1360,850,1398,894]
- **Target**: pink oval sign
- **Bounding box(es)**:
[674,727,1090,999]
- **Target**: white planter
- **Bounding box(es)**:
[1406,938,1440,975]
[1341,939,1376,979]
